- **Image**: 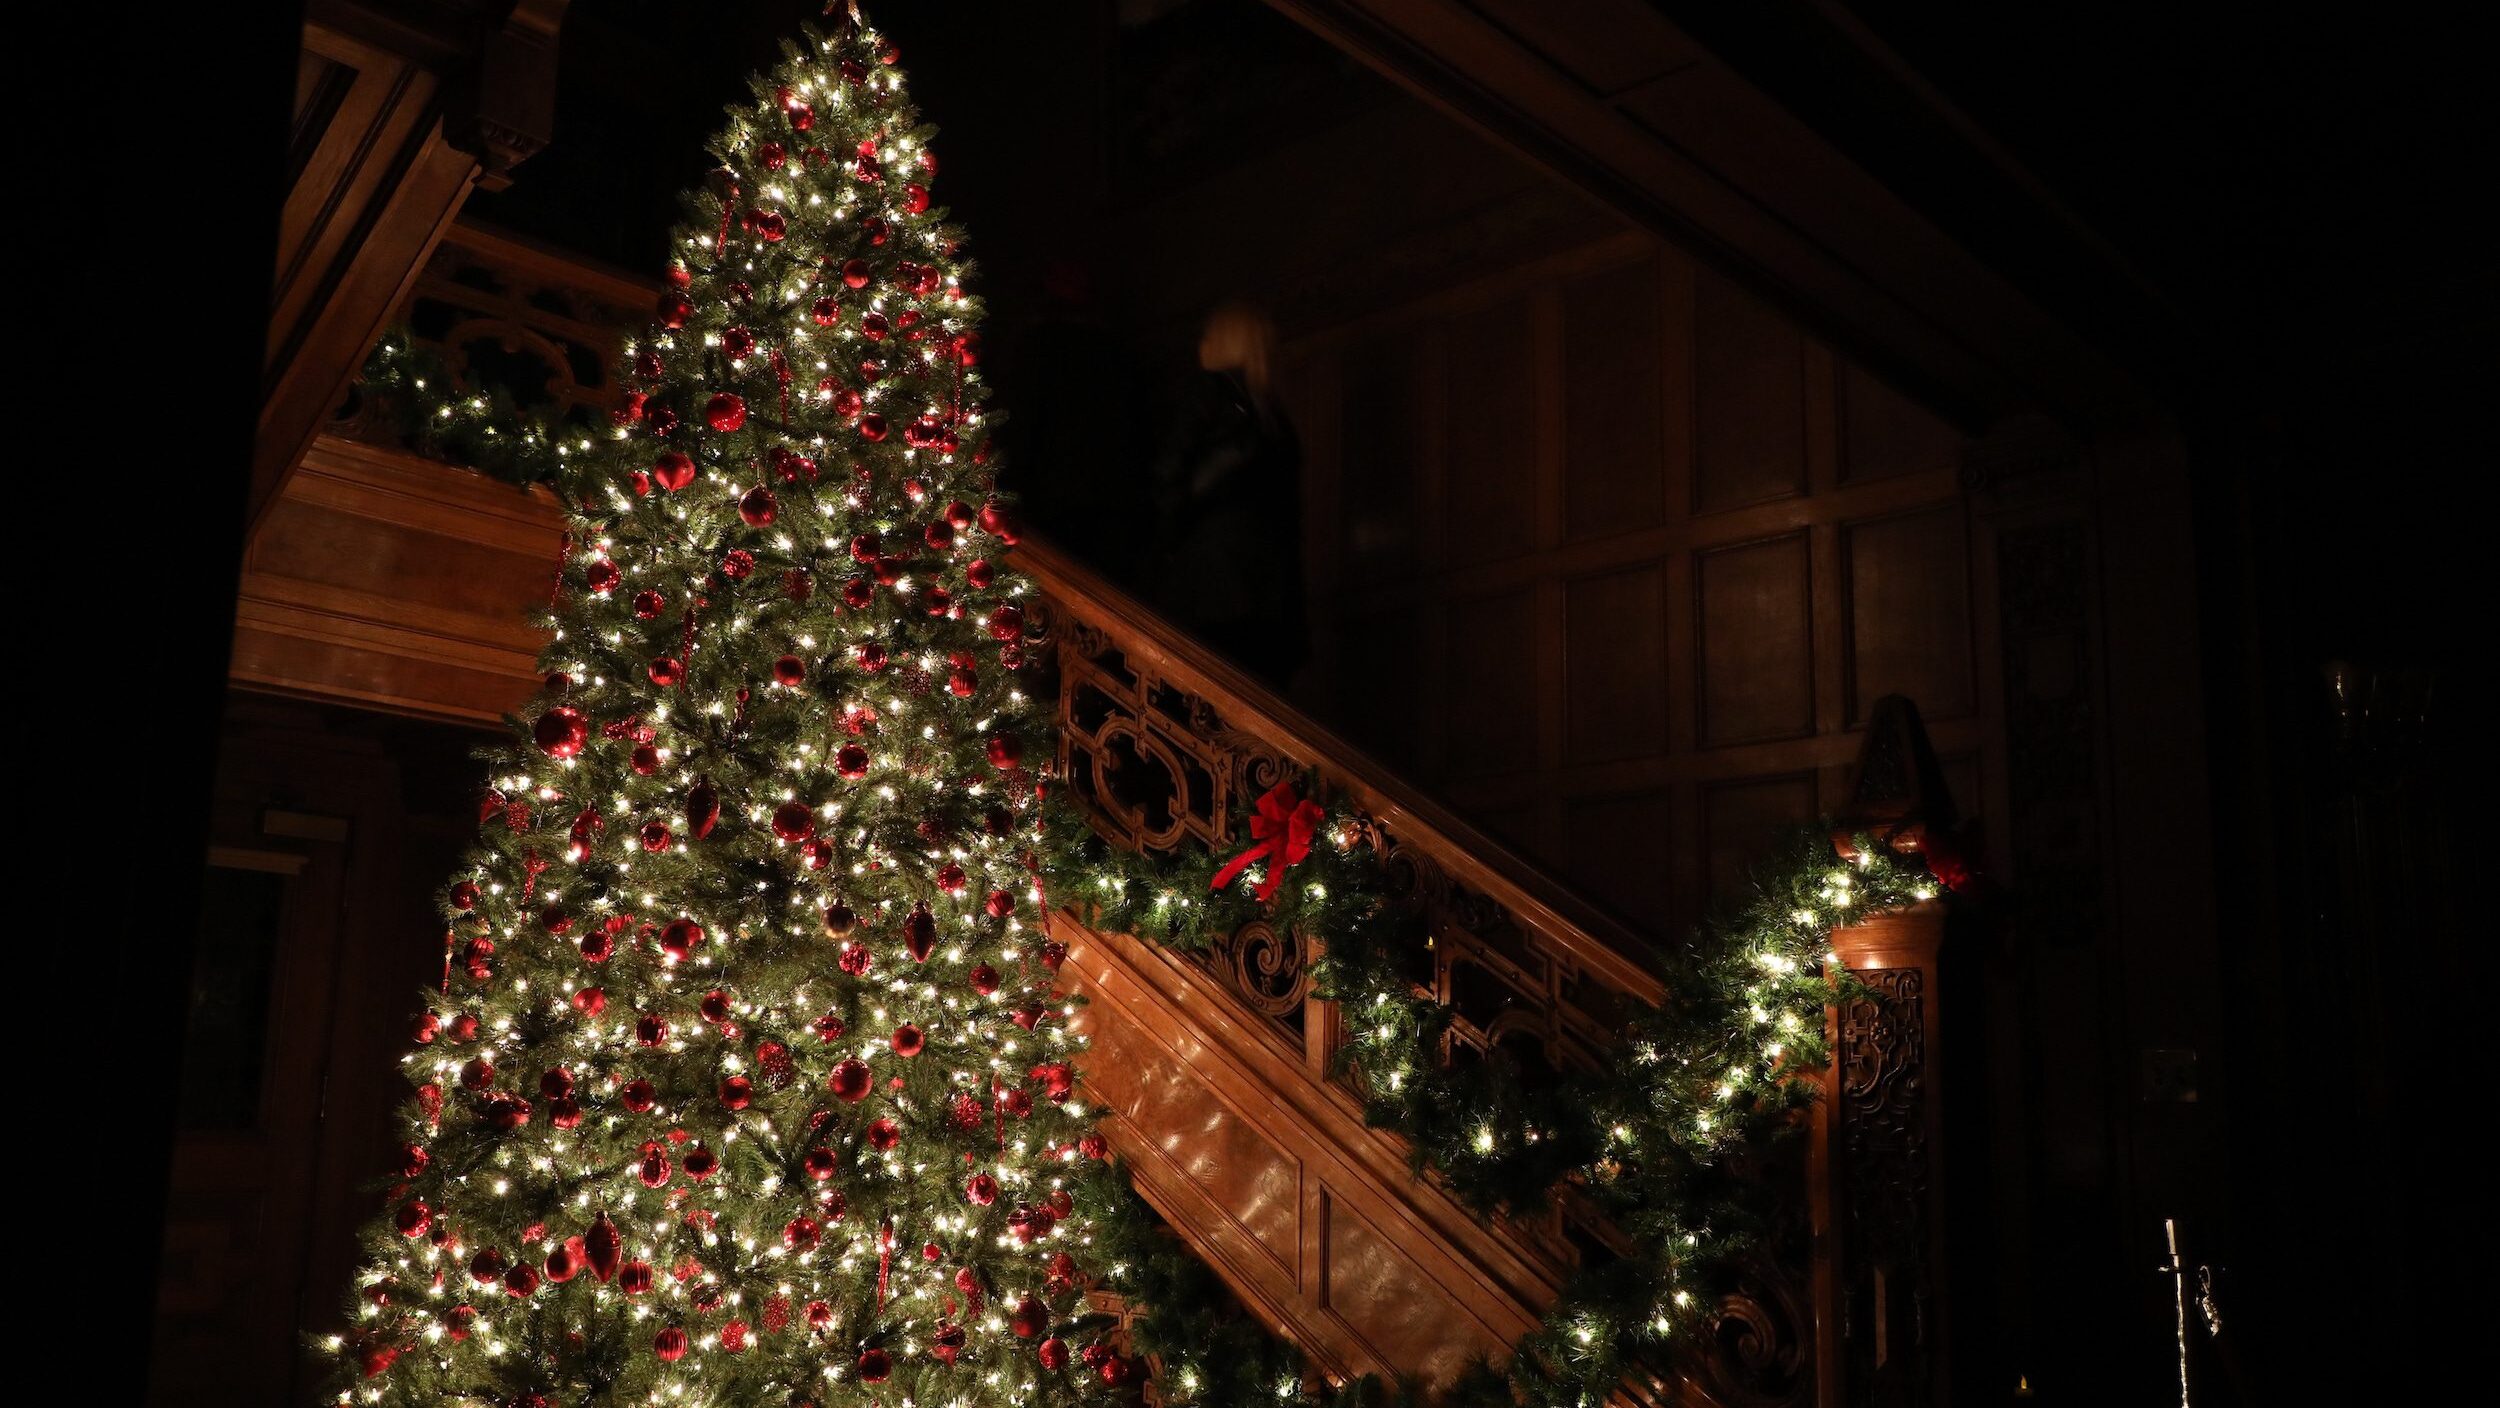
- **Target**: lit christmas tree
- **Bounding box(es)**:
[325,13,1121,1404]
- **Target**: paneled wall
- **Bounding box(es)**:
[1288,233,1985,941]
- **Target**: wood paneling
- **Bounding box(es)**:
[1559,789,1674,935]
[1844,506,1975,723]
[1697,532,1815,747]
[1340,336,1426,585]
[1564,565,1667,763]
[1443,299,1539,565]
[1561,258,1666,538]
[1444,589,1539,779]
[1694,269,1807,513]
[1294,237,1987,944]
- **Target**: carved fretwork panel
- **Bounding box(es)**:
[1837,968,1934,1408]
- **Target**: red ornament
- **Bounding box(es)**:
[394,1200,430,1238]
[784,1217,821,1252]
[705,393,748,432]
[858,1349,892,1383]
[966,1173,999,1206]
[968,963,999,996]
[718,1076,753,1110]
[987,605,1026,641]
[722,325,754,358]
[652,451,697,492]
[686,780,720,838]
[822,903,859,937]
[773,654,807,687]
[504,1264,540,1298]
[966,559,996,589]
[621,1077,656,1112]
[722,547,755,579]
[683,1146,718,1180]
[986,734,1022,770]
[662,918,706,959]
[904,904,938,961]
[812,295,841,327]
[830,1059,873,1103]
[533,707,588,759]
[890,1024,924,1058]
[771,801,816,843]
[858,413,888,442]
[631,743,661,776]
[620,1260,655,1295]
[470,1247,507,1284]
[984,889,1016,919]
[805,1146,839,1180]
[1011,1295,1046,1338]
[866,1117,902,1151]
[657,290,692,328]
[448,880,479,911]
[739,484,777,526]
[1038,1337,1069,1371]
[637,820,671,855]
[836,743,871,779]
[654,1327,689,1362]
[648,657,686,687]
[585,557,621,594]
[936,862,968,895]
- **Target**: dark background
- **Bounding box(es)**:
[89,1,2479,1401]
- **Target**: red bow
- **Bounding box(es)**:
[1210,782,1327,902]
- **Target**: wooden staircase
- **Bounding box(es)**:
[233,408,1953,1408]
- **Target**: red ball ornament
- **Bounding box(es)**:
[448,880,479,911]
[836,744,871,779]
[532,707,588,759]
[812,295,841,327]
[637,820,671,855]
[1011,1296,1046,1338]
[718,1076,753,1110]
[652,451,697,492]
[805,1146,839,1179]
[966,1172,999,1206]
[986,734,1023,770]
[890,1024,924,1058]
[866,1117,902,1151]
[705,393,748,432]
[829,1059,873,1103]
[807,1299,835,1329]
[968,963,1000,996]
[549,1097,583,1128]
[966,559,996,589]
[657,290,692,328]
[504,1264,540,1298]
[571,986,606,1016]
[621,1077,656,1112]
[633,588,667,619]
[773,654,807,687]
[751,210,786,242]
[987,605,1026,642]
[683,1146,718,1180]
[637,1013,670,1048]
[739,484,777,526]
[470,1247,507,1284]
[860,311,890,341]
[842,258,871,288]
[619,1260,654,1295]
[394,1200,430,1237]
[984,889,1016,919]
[722,546,756,579]
[631,743,661,776]
[410,1012,439,1044]
[648,657,686,687]
[857,413,888,442]
[1078,1132,1108,1160]
[585,557,621,595]
[1038,1337,1069,1371]
[459,1056,494,1091]
[654,1327,689,1362]
[783,1217,820,1252]
[771,801,816,843]
[936,862,968,895]
[858,1349,892,1383]
[932,1322,967,1364]
[638,1147,672,1187]
[823,903,859,938]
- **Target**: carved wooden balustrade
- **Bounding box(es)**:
[1023,539,1953,1408]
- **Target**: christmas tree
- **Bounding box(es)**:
[326,13,1119,1404]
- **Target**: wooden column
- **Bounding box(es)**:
[253,0,568,534]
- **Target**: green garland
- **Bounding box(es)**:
[1036,783,1938,1408]
[351,334,583,488]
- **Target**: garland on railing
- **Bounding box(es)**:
[349,334,582,487]
[356,339,1949,1406]
[1037,779,1941,1408]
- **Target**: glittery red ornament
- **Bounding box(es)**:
[633,588,667,619]
[470,1248,507,1284]
[782,1217,820,1252]
[394,1200,430,1237]
[705,393,748,432]
[739,484,778,525]
[966,1173,999,1206]
[448,880,479,911]
[904,183,931,214]
[812,295,841,327]
[652,451,697,492]
[1038,1336,1069,1370]
[965,558,996,589]
[411,1012,439,1044]
[585,557,621,594]
[830,1058,873,1103]
[533,707,588,758]
[936,862,968,895]
[637,820,671,855]
[1079,1132,1108,1160]
[987,605,1026,641]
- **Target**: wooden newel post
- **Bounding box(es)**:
[1811,696,1962,1408]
